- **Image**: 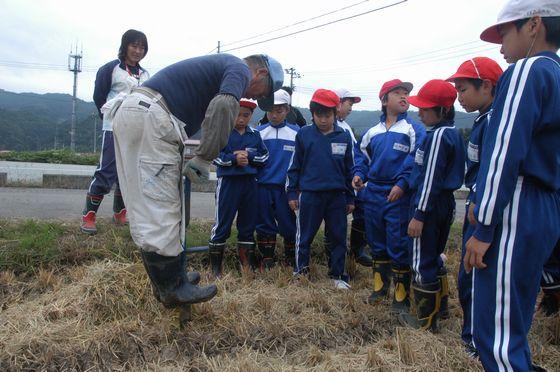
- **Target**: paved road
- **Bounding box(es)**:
[0,187,215,220]
[0,187,466,224]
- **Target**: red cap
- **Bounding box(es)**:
[379,79,413,99]
[239,98,257,110]
[446,57,503,86]
[311,89,340,108]
[408,79,457,109]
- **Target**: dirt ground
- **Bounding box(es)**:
[0,219,558,371]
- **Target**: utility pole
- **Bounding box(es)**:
[217,41,221,53]
[284,67,301,90]
[68,44,82,152]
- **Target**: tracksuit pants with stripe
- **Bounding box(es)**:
[256,184,296,241]
[458,193,475,345]
[89,130,121,196]
[210,176,257,243]
[541,239,560,292]
[410,191,455,285]
[364,183,410,267]
[472,179,560,372]
[296,190,347,277]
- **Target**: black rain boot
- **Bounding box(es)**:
[112,187,127,226]
[399,281,441,332]
[350,219,372,267]
[208,242,225,278]
[539,288,560,316]
[140,251,217,307]
[257,235,276,270]
[366,257,392,304]
[142,250,201,306]
[284,241,296,268]
[391,266,411,313]
[81,194,103,234]
[237,241,257,271]
[438,267,450,319]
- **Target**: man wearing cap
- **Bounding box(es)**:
[464,0,560,370]
[255,89,300,269]
[353,79,426,313]
[446,56,503,356]
[329,89,372,268]
[112,53,283,309]
[287,88,355,289]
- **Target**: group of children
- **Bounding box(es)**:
[208,0,559,370]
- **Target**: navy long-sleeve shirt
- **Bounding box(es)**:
[412,121,465,221]
[354,112,426,191]
[286,123,355,204]
[213,126,268,177]
[464,109,490,202]
[474,52,560,242]
[143,54,251,137]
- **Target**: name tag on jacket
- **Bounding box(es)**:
[331,143,347,155]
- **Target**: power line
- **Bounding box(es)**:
[220,0,373,48]
[221,0,407,53]
[303,40,484,74]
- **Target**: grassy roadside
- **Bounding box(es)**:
[0,149,99,165]
[0,218,558,371]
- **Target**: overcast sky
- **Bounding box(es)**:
[1,0,517,111]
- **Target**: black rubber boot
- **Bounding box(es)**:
[399,281,441,332]
[366,258,392,304]
[391,266,411,313]
[113,187,126,213]
[143,251,201,305]
[350,219,372,267]
[438,267,450,319]
[140,251,217,307]
[208,242,225,278]
[284,241,296,268]
[84,193,103,214]
[257,235,276,270]
[237,241,257,271]
[81,194,103,234]
[539,288,560,316]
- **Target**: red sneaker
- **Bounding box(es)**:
[81,211,97,234]
[113,209,128,226]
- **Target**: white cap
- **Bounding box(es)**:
[273,89,291,105]
[481,0,560,43]
[334,88,361,103]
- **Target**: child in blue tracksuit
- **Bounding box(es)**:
[541,239,560,315]
[256,89,300,269]
[208,99,269,277]
[464,2,560,370]
[400,79,465,331]
[353,79,425,312]
[446,56,503,355]
[287,89,355,289]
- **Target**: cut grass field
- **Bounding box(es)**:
[1,218,559,371]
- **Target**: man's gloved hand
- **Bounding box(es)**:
[183,156,211,181]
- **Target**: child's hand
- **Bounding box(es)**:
[464,236,490,273]
[234,151,249,166]
[346,204,355,215]
[352,176,364,190]
[387,185,404,202]
[468,202,477,225]
[407,218,424,237]
[289,199,299,211]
